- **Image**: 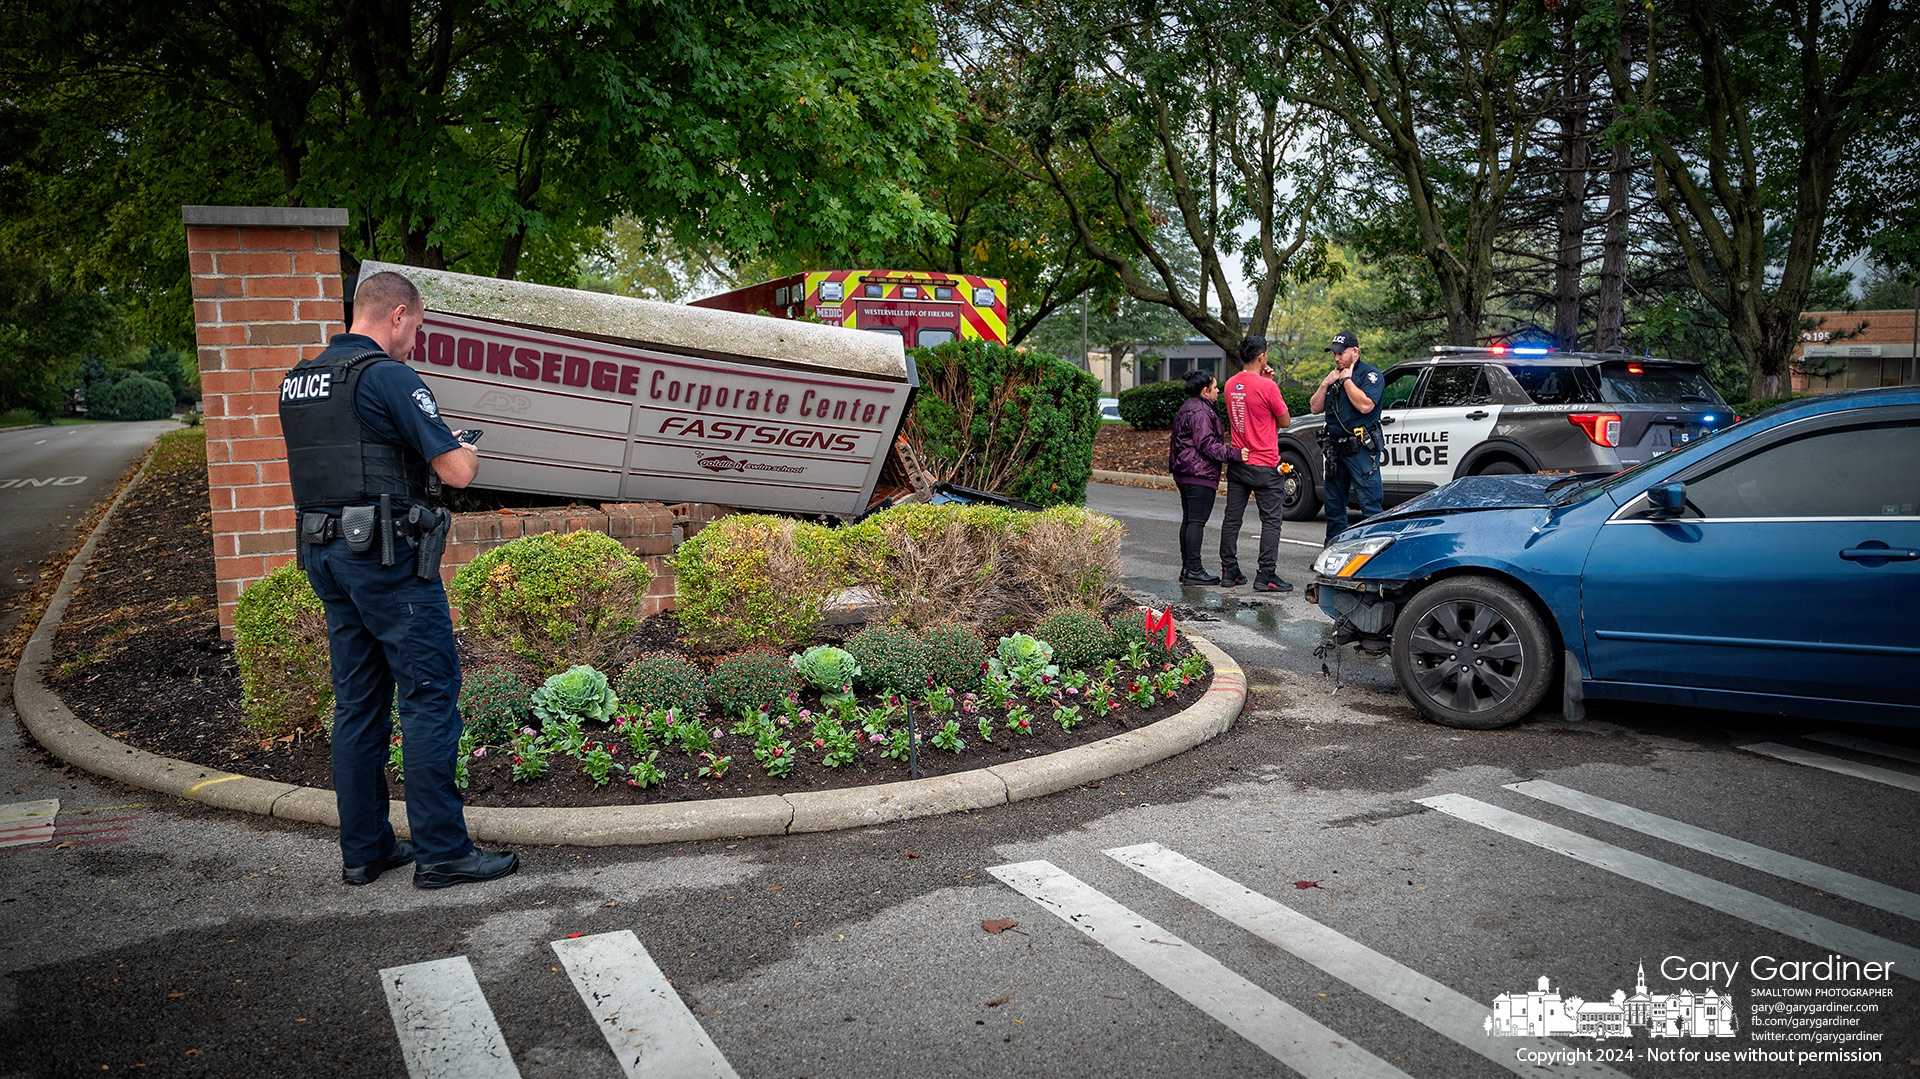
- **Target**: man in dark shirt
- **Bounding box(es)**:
[1310,331,1386,542]
[280,271,516,889]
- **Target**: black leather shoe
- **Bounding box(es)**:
[1178,569,1221,585]
[1253,576,1295,593]
[1222,571,1247,587]
[413,850,519,890]
[342,840,415,886]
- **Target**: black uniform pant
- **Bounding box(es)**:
[1219,461,1285,580]
[1176,481,1217,574]
[1324,447,1384,542]
[304,537,474,866]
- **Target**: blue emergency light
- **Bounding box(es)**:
[1513,347,1550,356]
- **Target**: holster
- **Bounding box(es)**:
[409,505,450,581]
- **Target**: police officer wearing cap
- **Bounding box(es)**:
[278,270,517,890]
[1310,330,1386,543]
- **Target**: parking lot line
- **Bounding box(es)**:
[0,799,58,850]
[989,859,1416,1079]
[1507,780,1920,922]
[1105,842,1626,1077]
[1418,793,1920,978]
[1739,742,1920,794]
[380,956,522,1079]
[1804,731,1920,768]
[551,931,739,1079]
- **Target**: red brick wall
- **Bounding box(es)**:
[181,205,728,635]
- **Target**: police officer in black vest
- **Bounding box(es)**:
[279,270,516,889]
[1310,331,1386,543]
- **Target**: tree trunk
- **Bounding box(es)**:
[1553,22,1589,351]
[1593,137,1630,350]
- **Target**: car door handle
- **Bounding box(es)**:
[1379,416,1396,426]
[1465,410,1489,420]
[1839,545,1919,563]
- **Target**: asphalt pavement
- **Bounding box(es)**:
[2,456,1917,1079]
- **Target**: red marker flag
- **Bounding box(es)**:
[1145,608,1176,651]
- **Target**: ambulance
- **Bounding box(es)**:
[690,271,1010,349]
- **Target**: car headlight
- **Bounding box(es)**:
[1314,535,1395,578]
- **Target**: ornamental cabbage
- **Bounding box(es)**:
[790,645,862,704]
[531,665,617,727]
[989,633,1058,682]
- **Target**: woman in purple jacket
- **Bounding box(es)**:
[1168,369,1246,584]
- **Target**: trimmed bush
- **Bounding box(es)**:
[448,530,653,673]
[1034,608,1112,669]
[845,625,932,696]
[232,562,331,735]
[93,373,175,421]
[1116,379,1187,430]
[671,515,853,652]
[1110,607,1182,664]
[905,339,1101,507]
[921,623,988,692]
[848,502,1017,628]
[459,663,535,744]
[709,649,805,717]
[614,652,710,720]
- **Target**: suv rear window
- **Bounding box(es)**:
[1598,362,1722,405]
[1507,364,1601,405]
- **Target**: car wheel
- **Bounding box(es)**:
[1279,448,1322,521]
[1390,576,1556,730]
[1473,459,1527,476]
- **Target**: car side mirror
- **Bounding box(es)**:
[1647,481,1686,519]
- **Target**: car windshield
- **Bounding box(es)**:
[1598,361,1724,405]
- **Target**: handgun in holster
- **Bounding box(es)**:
[408,504,450,581]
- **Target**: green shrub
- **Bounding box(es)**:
[671,515,853,652]
[921,623,987,691]
[1110,607,1181,664]
[845,625,932,696]
[708,649,804,717]
[1116,380,1187,430]
[448,530,653,673]
[614,652,709,719]
[1734,394,1808,419]
[459,664,535,744]
[905,339,1101,507]
[1034,608,1112,669]
[232,563,331,735]
[93,373,175,421]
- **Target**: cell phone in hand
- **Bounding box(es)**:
[457,428,483,444]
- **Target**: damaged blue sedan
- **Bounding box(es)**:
[1307,386,1920,729]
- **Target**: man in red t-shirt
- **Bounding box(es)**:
[1219,336,1293,591]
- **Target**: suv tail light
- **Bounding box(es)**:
[1568,412,1621,448]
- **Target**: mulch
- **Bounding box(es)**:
[1091,424,1172,476]
[44,449,1210,811]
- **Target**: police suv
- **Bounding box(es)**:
[1277,347,1734,520]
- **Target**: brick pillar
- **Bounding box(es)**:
[182,205,349,636]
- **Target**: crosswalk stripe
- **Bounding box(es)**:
[1804,731,1920,768]
[0,799,58,850]
[1418,793,1920,979]
[989,859,1416,1079]
[1105,842,1626,1077]
[1739,742,1920,793]
[380,956,522,1079]
[1507,780,1920,923]
[551,931,739,1079]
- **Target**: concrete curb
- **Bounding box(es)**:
[16,452,1248,848]
[1092,468,1181,490]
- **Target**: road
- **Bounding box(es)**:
[1,468,1915,1078]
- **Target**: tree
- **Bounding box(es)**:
[1603,0,1917,396]
[0,257,134,418]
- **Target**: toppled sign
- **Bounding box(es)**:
[361,260,931,517]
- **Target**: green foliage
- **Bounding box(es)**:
[448,530,653,673]
[920,623,988,692]
[1110,608,1180,666]
[92,373,173,421]
[708,649,804,718]
[790,645,861,704]
[1737,394,1813,418]
[148,428,206,474]
[1033,609,1113,669]
[1116,380,1187,430]
[990,633,1057,682]
[0,256,136,418]
[458,664,535,745]
[670,515,854,651]
[904,339,1101,507]
[231,563,330,735]
[530,665,617,727]
[613,652,709,721]
[844,626,932,696]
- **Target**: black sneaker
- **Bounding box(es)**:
[1253,576,1294,593]
[1221,571,1247,587]
[1179,569,1221,585]
[413,849,519,890]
